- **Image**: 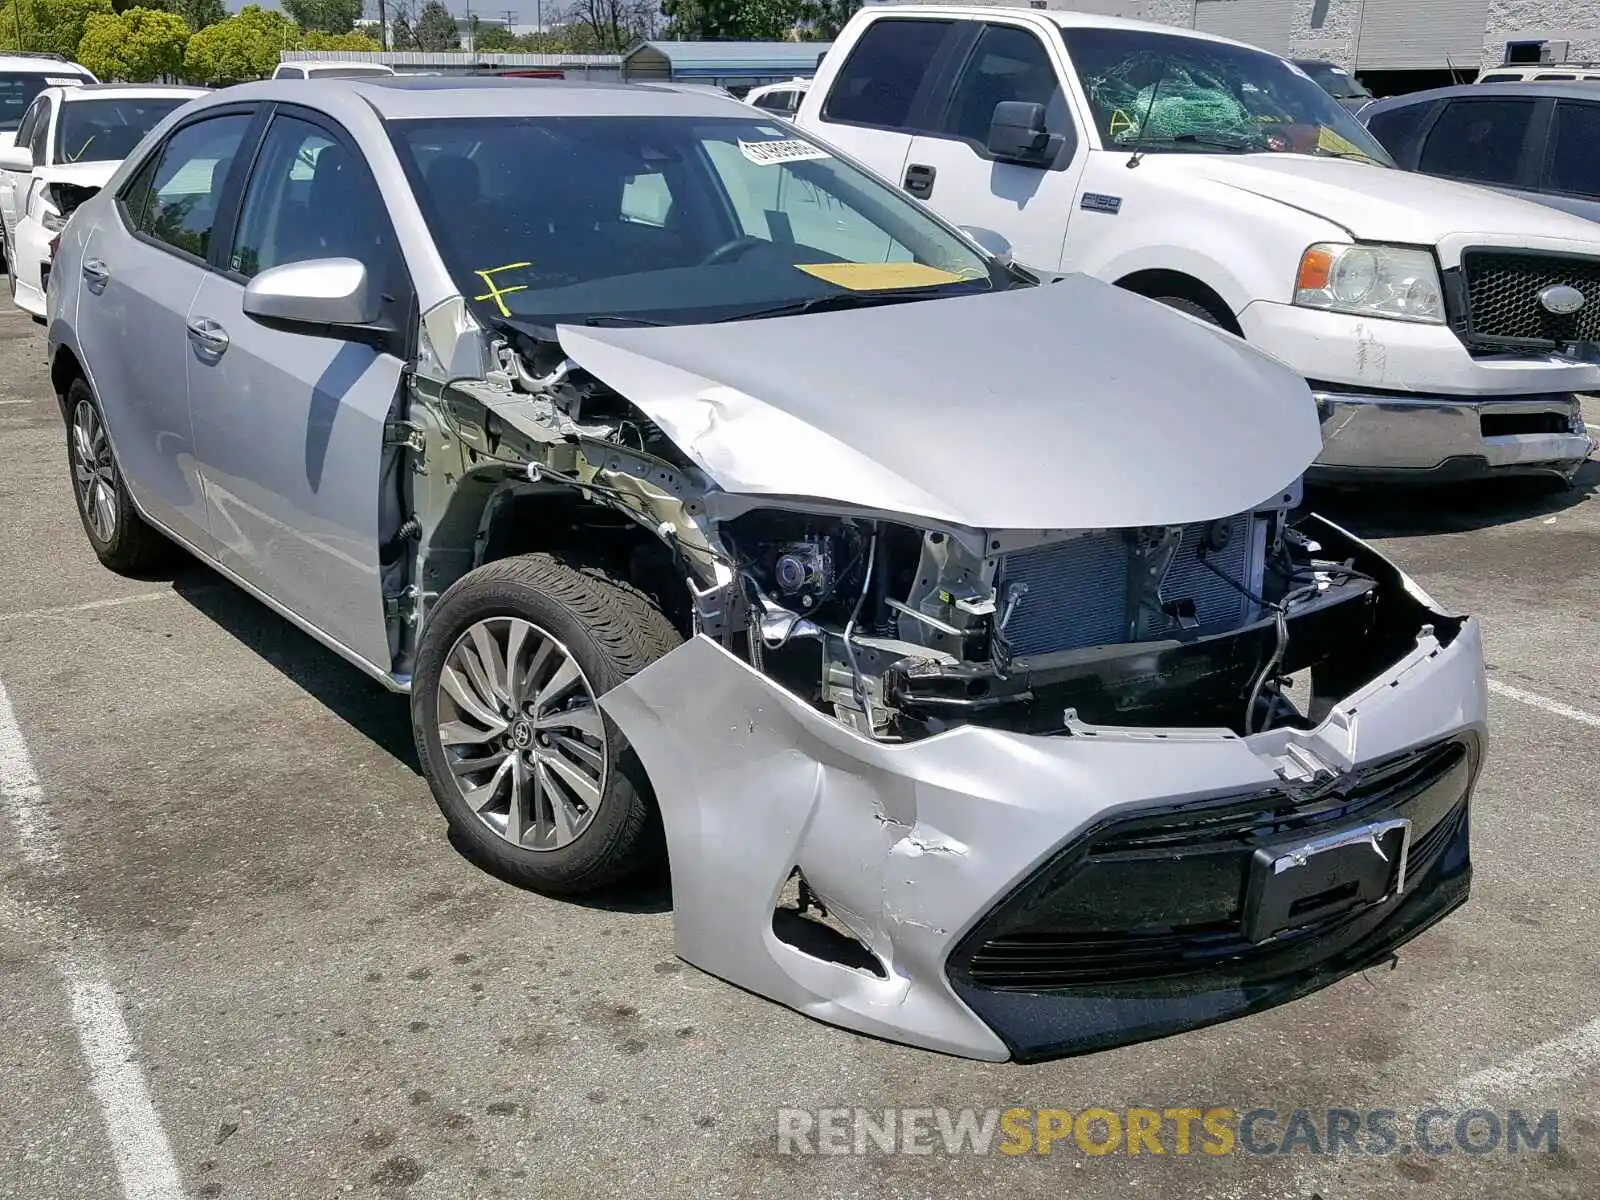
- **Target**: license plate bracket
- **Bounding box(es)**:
[1242,818,1411,944]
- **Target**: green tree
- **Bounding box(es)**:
[390,14,417,47]
[473,23,518,50]
[301,29,381,49]
[282,0,362,35]
[414,0,458,49]
[803,0,857,38]
[77,7,189,80]
[0,0,113,56]
[169,0,225,30]
[183,4,299,84]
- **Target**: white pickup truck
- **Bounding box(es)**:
[795,7,1599,484]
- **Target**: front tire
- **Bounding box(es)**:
[65,378,171,574]
[1151,294,1225,326]
[412,554,682,895]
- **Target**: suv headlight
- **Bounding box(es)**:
[1294,242,1445,324]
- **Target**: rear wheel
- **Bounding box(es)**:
[412,554,681,895]
[65,378,172,573]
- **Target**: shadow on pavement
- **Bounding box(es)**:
[1307,458,1599,540]
[171,565,419,773]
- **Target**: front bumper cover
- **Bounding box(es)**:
[598,522,1488,1062]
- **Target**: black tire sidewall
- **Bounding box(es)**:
[411,559,665,894]
[65,378,145,567]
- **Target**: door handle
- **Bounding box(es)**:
[81,258,109,290]
[903,163,937,200]
[186,317,229,356]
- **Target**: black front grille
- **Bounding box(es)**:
[1458,250,1600,350]
[951,738,1474,993]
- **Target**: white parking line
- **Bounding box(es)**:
[0,590,182,624]
[1442,1015,1600,1108]
[0,678,184,1200]
[1488,679,1600,730]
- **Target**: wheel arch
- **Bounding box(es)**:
[1114,269,1244,335]
[49,342,87,422]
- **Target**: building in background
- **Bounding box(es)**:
[861,0,1600,93]
[621,41,833,92]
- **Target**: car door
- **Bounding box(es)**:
[0,94,46,244]
[75,108,256,552]
[805,17,963,187]
[186,107,408,673]
[1536,99,1600,223]
[901,19,1087,272]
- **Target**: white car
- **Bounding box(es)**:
[0,84,203,317]
[0,53,94,147]
[745,77,810,116]
[798,8,1600,484]
[271,61,397,80]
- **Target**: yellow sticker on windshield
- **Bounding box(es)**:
[473,261,532,317]
[1317,126,1373,161]
[795,262,966,290]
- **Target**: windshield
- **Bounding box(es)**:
[389,115,1000,328]
[56,97,188,164]
[0,72,80,133]
[1062,28,1393,165]
[1295,60,1372,99]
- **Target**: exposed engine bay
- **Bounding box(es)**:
[397,318,1431,748]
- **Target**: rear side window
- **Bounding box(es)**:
[753,89,798,114]
[133,113,251,260]
[1534,73,1576,80]
[937,23,1068,150]
[1478,74,1520,82]
[275,66,305,79]
[1418,99,1536,185]
[1364,102,1434,160]
[822,18,952,130]
[1546,100,1600,197]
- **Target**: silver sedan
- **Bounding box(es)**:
[45,78,1486,1061]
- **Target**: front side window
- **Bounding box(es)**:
[56,97,189,165]
[390,114,1002,329]
[13,97,41,154]
[752,89,798,114]
[1418,99,1535,186]
[938,23,1069,149]
[821,18,953,130]
[1064,27,1393,164]
[229,114,392,283]
[135,114,251,259]
[27,98,49,164]
[1546,101,1600,197]
[1364,102,1434,159]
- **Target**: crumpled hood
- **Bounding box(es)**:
[31,160,118,190]
[557,274,1320,531]
[1174,154,1600,247]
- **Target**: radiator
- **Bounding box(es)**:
[997,515,1261,657]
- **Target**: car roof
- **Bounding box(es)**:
[1362,79,1600,115]
[0,55,91,75]
[58,84,206,101]
[860,4,1260,51]
[204,75,757,121]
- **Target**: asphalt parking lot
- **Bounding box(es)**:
[1,301,1596,1200]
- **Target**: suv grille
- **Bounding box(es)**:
[1458,250,1600,350]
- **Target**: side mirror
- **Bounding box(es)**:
[986,100,1061,167]
[959,224,1013,267]
[242,257,380,334]
[0,144,33,173]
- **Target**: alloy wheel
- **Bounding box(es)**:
[71,399,117,543]
[437,617,607,851]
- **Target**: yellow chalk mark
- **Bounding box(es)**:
[795,262,965,291]
[473,261,533,317]
[1108,108,1136,138]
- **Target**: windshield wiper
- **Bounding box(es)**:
[582,314,670,327]
[719,286,960,323]
[1126,132,1259,153]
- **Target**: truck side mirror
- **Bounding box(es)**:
[986,100,1061,166]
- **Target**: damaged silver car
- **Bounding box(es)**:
[47,78,1488,1061]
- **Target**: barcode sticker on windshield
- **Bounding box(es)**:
[738,139,830,166]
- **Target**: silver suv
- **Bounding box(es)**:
[45,77,1487,1061]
